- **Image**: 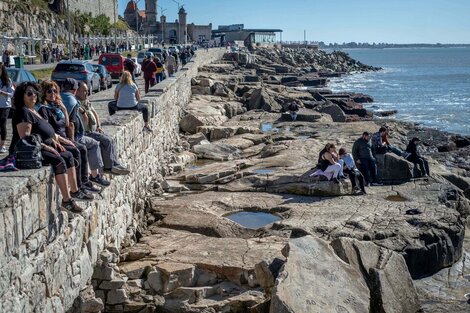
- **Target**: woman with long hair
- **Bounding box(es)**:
[317,143,343,183]
[0,64,14,153]
[9,82,87,213]
[37,80,98,196]
[111,71,151,132]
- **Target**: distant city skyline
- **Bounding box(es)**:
[118,0,470,44]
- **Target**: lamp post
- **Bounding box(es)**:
[158,5,167,44]
[67,0,72,60]
[114,0,117,52]
[171,0,181,44]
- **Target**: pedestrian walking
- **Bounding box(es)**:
[0,65,14,153]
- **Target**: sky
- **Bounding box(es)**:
[118,0,470,44]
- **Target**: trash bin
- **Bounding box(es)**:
[14,56,24,68]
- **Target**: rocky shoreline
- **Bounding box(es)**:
[86,48,470,313]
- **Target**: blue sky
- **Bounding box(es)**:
[118,0,470,44]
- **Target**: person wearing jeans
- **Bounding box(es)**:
[339,148,366,194]
[0,65,14,153]
[112,71,151,132]
[352,132,383,186]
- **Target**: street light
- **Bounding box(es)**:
[67,0,72,60]
[158,5,167,44]
[171,0,181,44]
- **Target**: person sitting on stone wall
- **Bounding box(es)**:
[36,80,99,196]
[352,132,383,187]
[61,78,111,188]
[110,71,152,132]
[76,81,130,176]
[9,82,84,213]
[339,148,366,194]
[405,137,430,177]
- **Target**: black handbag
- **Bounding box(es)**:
[15,134,43,169]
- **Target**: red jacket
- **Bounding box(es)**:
[142,60,157,80]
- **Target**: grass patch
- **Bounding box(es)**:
[31,68,54,81]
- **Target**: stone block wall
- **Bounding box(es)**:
[0,49,225,313]
[68,0,117,21]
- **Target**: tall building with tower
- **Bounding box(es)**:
[123,0,212,44]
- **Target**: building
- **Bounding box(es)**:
[123,0,212,44]
[48,0,117,21]
[213,24,283,47]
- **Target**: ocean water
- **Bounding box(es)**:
[328,47,470,135]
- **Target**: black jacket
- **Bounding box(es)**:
[352,137,374,160]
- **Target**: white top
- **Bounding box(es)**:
[116,83,138,108]
[0,79,14,108]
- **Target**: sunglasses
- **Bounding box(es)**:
[46,88,58,94]
[26,91,38,97]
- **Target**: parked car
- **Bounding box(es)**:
[5,68,38,87]
[98,53,125,79]
[131,57,142,76]
[148,47,163,54]
[137,51,153,64]
[92,64,113,90]
[168,46,179,54]
[52,61,100,94]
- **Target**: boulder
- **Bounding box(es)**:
[179,110,228,134]
[191,86,212,96]
[247,88,283,112]
[192,143,241,161]
[280,108,323,122]
[376,153,414,182]
[440,173,470,191]
[270,236,370,313]
[199,78,214,88]
[186,133,209,148]
[315,101,346,122]
[331,238,422,313]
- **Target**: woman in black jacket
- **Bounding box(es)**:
[405,137,430,176]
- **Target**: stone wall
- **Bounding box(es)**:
[68,0,117,21]
[0,49,225,313]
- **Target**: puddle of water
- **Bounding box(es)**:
[260,123,279,133]
[297,135,310,140]
[188,159,214,170]
[385,194,408,202]
[225,212,281,229]
[253,169,275,175]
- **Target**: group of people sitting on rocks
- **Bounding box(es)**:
[4,77,131,213]
[314,126,430,194]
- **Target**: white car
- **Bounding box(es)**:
[168,46,179,54]
[131,57,142,76]
[137,51,153,64]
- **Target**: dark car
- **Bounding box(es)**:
[5,68,38,87]
[92,64,112,90]
[52,61,101,94]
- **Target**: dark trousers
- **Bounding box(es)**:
[41,148,74,176]
[108,102,149,123]
[144,77,156,93]
[408,156,430,176]
[359,158,378,184]
[0,108,10,141]
[156,72,164,83]
[344,168,365,191]
[63,141,89,188]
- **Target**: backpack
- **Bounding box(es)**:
[14,134,43,169]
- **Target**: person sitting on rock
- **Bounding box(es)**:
[405,137,430,177]
[352,132,383,186]
[317,143,342,183]
[287,101,300,121]
[76,81,130,176]
[339,148,366,194]
[372,126,404,157]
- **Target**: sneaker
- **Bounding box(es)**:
[371,182,384,186]
[90,174,111,187]
[71,190,94,201]
[82,181,101,193]
[61,199,84,213]
[143,126,153,133]
[110,165,130,175]
[0,146,6,153]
